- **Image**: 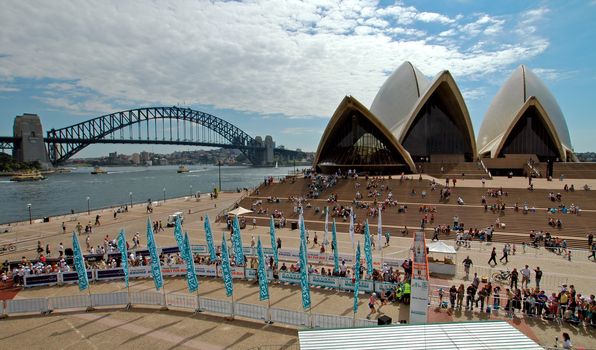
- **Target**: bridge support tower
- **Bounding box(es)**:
[13,114,50,168]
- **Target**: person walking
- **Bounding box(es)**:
[534,267,543,290]
[58,242,64,258]
[499,244,509,263]
[462,256,473,279]
[449,285,457,309]
[45,243,51,257]
[488,247,497,266]
[62,222,66,234]
[277,237,282,249]
[589,242,596,261]
[366,293,380,319]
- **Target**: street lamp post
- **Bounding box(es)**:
[129,192,133,207]
[86,196,90,215]
[218,160,222,192]
[163,188,166,203]
[27,204,32,224]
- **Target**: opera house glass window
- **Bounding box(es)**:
[402,87,473,162]
[317,112,409,174]
[499,107,559,161]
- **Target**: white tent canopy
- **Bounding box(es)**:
[299,321,543,350]
[427,241,457,254]
[227,207,253,216]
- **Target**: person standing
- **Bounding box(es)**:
[45,243,51,257]
[456,284,465,309]
[58,242,64,258]
[86,235,91,251]
[62,222,66,234]
[76,222,83,236]
[589,242,596,261]
[588,233,594,250]
[449,285,457,309]
[534,267,543,290]
[520,265,531,288]
[462,256,473,279]
[277,237,282,249]
[510,268,519,290]
[488,247,497,266]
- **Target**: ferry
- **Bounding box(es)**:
[10,171,46,182]
[177,165,190,173]
[91,166,108,174]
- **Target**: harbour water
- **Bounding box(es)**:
[0,165,296,224]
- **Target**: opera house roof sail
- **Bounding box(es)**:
[477,65,576,162]
[313,62,577,175]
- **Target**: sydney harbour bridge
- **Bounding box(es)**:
[0,106,305,167]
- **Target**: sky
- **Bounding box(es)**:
[1,0,595,157]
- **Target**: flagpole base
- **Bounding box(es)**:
[264,320,273,324]
[225,316,235,321]
[86,306,95,312]
[193,308,203,314]
[125,303,132,311]
[160,306,169,311]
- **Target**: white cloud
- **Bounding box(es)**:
[281,127,322,134]
[0,86,19,92]
[461,88,486,100]
[0,1,551,119]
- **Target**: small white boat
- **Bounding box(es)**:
[91,166,107,174]
[177,165,190,173]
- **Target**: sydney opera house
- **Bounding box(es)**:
[314,62,578,177]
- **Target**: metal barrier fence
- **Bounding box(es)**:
[50,294,89,310]
[200,297,232,315]
[235,302,267,321]
[270,307,309,327]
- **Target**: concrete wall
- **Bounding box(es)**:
[13,114,49,167]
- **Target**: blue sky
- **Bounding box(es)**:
[1,0,595,157]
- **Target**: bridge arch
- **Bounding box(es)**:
[46,106,267,165]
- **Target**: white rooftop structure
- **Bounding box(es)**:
[298,321,543,350]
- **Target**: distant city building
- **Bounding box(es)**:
[131,153,140,165]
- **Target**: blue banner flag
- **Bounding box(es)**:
[117,229,129,288]
[269,216,279,267]
[71,232,89,291]
[231,216,245,265]
[146,218,164,290]
[332,219,339,273]
[364,220,373,275]
[353,241,361,313]
[221,232,234,297]
[183,232,199,293]
[204,215,217,262]
[173,216,187,261]
[299,216,311,310]
[257,237,269,301]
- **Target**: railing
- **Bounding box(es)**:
[0,291,377,331]
[479,160,492,179]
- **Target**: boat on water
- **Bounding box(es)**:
[91,166,108,174]
[10,172,46,182]
[177,165,190,173]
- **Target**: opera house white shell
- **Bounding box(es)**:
[477,65,576,162]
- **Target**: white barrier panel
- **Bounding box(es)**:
[374,281,398,294]
[339,278,374,292]
[131,292,163,306]
[279,272,301,285]
[312,313,353,329]
[309,275,339,289]
[354,318,378,327]
[200,297,232,315]
[234,302,267,321]
[7,298,48,314]
[50,294,89,310]
[92,292,128,307]
[161,265,187,277]
[166,293,196,310]
[195,265,217,277]
[0,300,4,315]
[129,266,150,278]
[270,308,308,326]
[245,268,257,280]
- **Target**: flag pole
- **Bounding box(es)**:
[126,283,132,310]
[195,288,202,313]
[86,283,94,311]
[266,296,273,324]
[160,282,168,311]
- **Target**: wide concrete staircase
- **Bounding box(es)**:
[418,162,490,179]
[235,177,596,249]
